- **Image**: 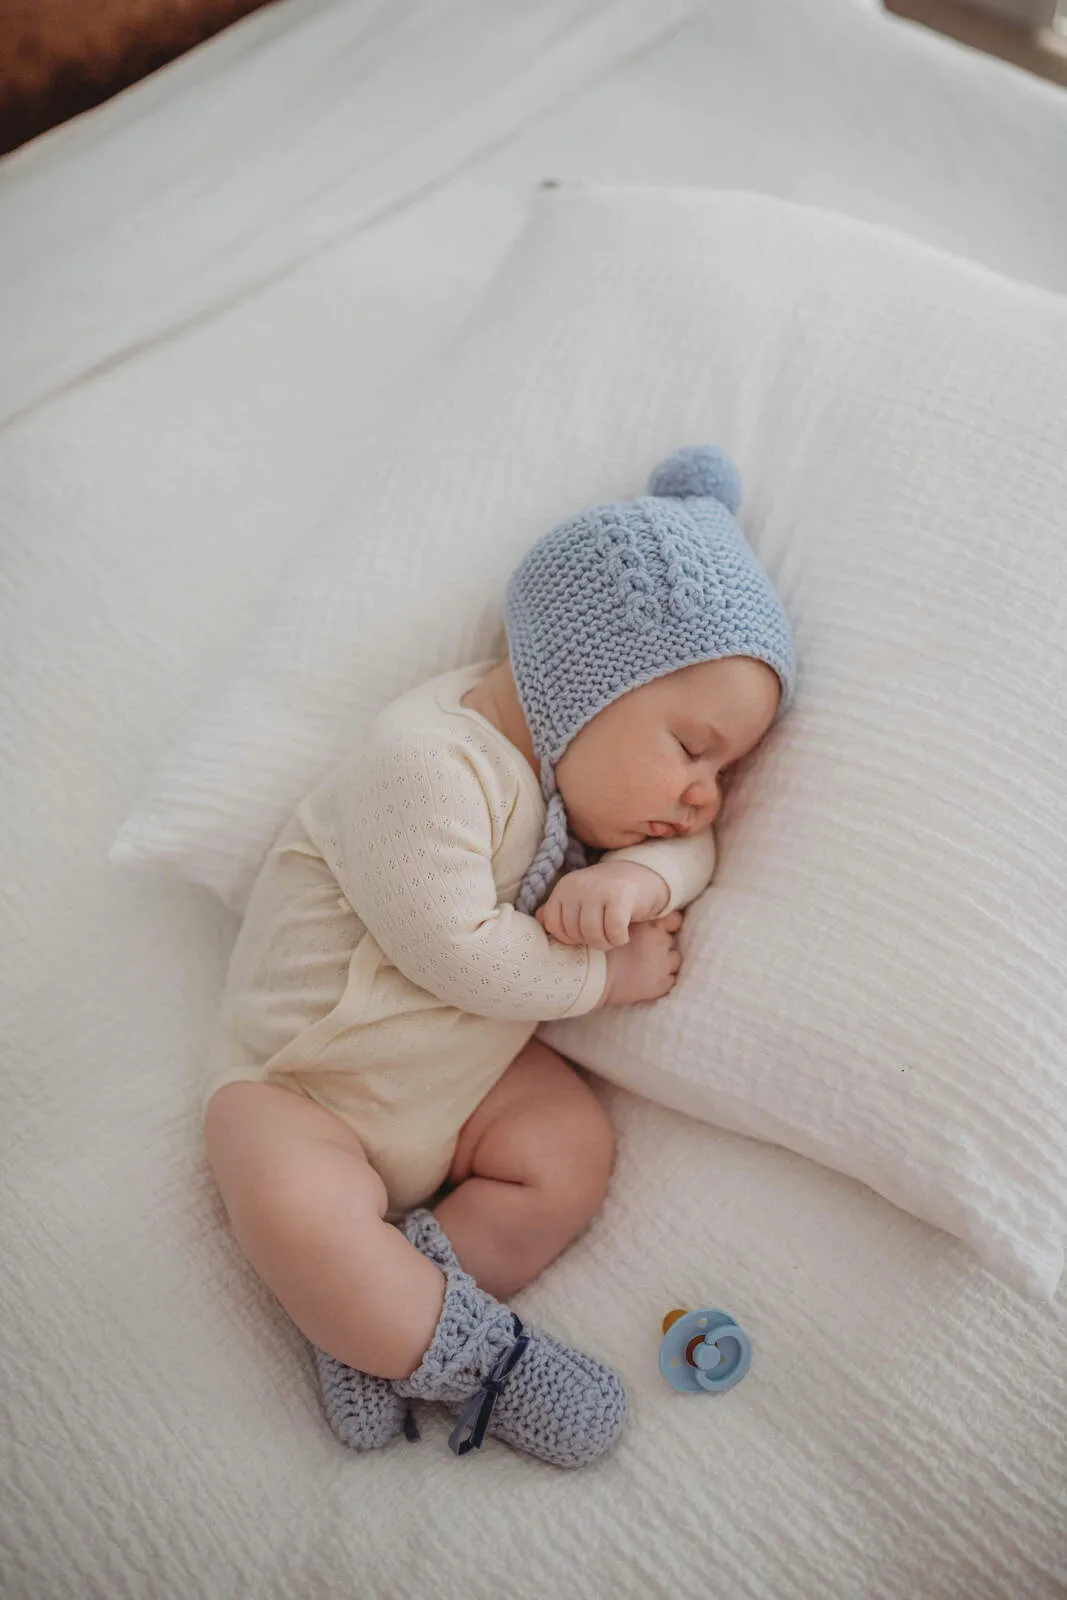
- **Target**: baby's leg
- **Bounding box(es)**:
[436,1038,615,1300]
[203,1082,445,1379]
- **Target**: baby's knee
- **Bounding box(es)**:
[533,1090,615,1226]
[253,1144,388,1248]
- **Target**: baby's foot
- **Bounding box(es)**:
[312,1345,411,1451]
[311,1208,460,1451]
[394,1215,628,1468]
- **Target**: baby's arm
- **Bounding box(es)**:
[536,832,716,950]
[603,831,717,916]
[327,730,607,1022]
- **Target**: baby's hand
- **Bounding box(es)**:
[535,861,670,951]
[598,912,684,1007]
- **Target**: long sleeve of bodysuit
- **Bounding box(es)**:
[602,830,717,914]
[319,723,609,1023]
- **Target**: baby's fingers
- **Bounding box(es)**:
[561,900,585,946]
[658,910,684,935]
[604,903,631,947]
[537,902,569,945]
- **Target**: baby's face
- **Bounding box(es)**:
[555,657,781,851]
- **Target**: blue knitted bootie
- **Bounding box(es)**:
[312,1344,410,1451]
[312,1208,460,1451]
[395,1212,628,1468]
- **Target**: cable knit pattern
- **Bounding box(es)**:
[312,1208,461,1452]
[395,1214,628,1468]
[505,445,795,913]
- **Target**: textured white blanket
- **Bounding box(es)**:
[2,1,1065,1596]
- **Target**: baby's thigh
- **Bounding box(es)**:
[449,1038,615,1206]
[204,1081,389,1248]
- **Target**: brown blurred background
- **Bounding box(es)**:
[0,0,274,157]
[0,0,1062,161]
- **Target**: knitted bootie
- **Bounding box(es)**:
[403,1205,461,1269]
[312,1343,412,1451]
[312,1208,460,1451]
[394,1213,628,1468]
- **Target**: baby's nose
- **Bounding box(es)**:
[684,783,722,825]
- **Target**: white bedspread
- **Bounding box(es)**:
[3,1,1065,1596]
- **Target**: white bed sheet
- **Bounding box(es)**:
[2,1,1066,1596]
[4,0,1067,428]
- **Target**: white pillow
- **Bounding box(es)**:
[112,187,1067,1298]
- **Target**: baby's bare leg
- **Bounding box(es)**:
[203,1082,445,1380]
[436,1038,615,1300]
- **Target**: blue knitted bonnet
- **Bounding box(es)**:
[504,445,795,915]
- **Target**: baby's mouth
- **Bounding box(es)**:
[647,820,682,838]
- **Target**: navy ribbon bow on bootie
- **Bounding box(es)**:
[448,1314,530,1457]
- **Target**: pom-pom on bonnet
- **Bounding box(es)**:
[504,445,795,914]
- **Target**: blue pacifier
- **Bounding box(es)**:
[659,1307,751,1394]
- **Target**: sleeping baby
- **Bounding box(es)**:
[202,445,794,1468]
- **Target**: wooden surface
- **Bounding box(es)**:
[885,0,1067,87]
[0,0,276,156]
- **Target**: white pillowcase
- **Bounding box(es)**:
[112,187,1067,1298]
